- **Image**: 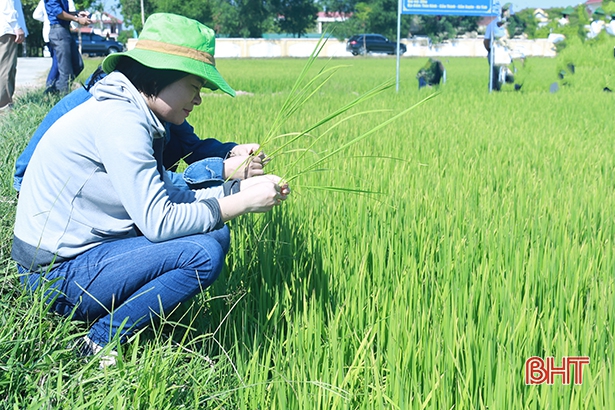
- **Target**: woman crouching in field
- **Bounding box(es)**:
[11,13,290,366]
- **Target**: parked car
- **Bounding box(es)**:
[72,32,124,56]
[346,34,406,56]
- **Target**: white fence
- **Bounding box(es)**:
[127,37,557,58]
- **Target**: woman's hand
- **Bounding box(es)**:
[223,154,264,179]
[229,144,270,165]
[217,175,290,220]
[13,28,25,44]
[239,175,290,212]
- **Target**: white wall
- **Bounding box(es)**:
[127,37,557,58]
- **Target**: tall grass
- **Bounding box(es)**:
[1,48,613,408]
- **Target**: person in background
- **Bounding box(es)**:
[483,3,510,63]
[558,6,573,26]
[0,0,28,111]
[416,58,445,89]
[483,3,511,91]
[13,13,290,368]
[33,0,77,92]
[588,8,605,39]
[13,65,267,193]
[44,0,90,93]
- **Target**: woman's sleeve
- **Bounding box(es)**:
[95,108,226,241]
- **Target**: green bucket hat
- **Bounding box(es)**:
[593,7,606,16]
[562,6,574,16]
[102,13,235,97]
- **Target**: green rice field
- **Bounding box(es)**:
[1,39,614,409]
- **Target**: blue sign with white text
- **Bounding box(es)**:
[402,0,500,16]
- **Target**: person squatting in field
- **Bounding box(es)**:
[13,64,267,193]
[12,13,290,367]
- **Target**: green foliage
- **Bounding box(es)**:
[360,0,401,39]
[118,0,213,33]
[330,0,413,40]
[417,15,479,43]
[320,0,356,14]
[116,29,133,44]
[19,0,43,56]
[118,0,320,38]
[211,0,276,37]
[151,0,214,25]
[2,54,614,408]
[507,9,531,38]
[555,35,615,90]
[329,2,375,40]
[270,0,319,37]
[604,0,615,16]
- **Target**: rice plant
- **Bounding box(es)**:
[1,45,613,409]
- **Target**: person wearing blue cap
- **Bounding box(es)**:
[13,13,290,367]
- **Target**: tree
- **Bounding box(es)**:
[118,0,155,32]
[118,0,275,37]
[211,0,274,37]
[271,0,318,37]
[507,8,535,38]
[363,0,404,39]
[153,0,213,24]
[319,0,356,14]
[118,0,213,33]
[328,2,369,40]
[330,0,411,40]
[417,15,479,43]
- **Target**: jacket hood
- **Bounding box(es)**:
[90,71,166,140]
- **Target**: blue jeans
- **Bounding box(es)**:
[46,44,58,89]
[19,227,230,347]
[49,25,73,92]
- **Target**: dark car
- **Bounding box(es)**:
[72,32,124,56]
[346,34,406,56]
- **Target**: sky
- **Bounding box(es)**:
[512,1,583,12]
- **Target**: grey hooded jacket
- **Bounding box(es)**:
[13,72,232,271]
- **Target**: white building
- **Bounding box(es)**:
[534,8,549,28]
[81,11,123,39]
[316,11,351,34]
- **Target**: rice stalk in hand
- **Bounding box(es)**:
[225,34,439,200]
[286,92,440,184]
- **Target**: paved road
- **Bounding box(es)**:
[16,57,53,91]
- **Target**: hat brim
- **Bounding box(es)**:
[102,49,235,97]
